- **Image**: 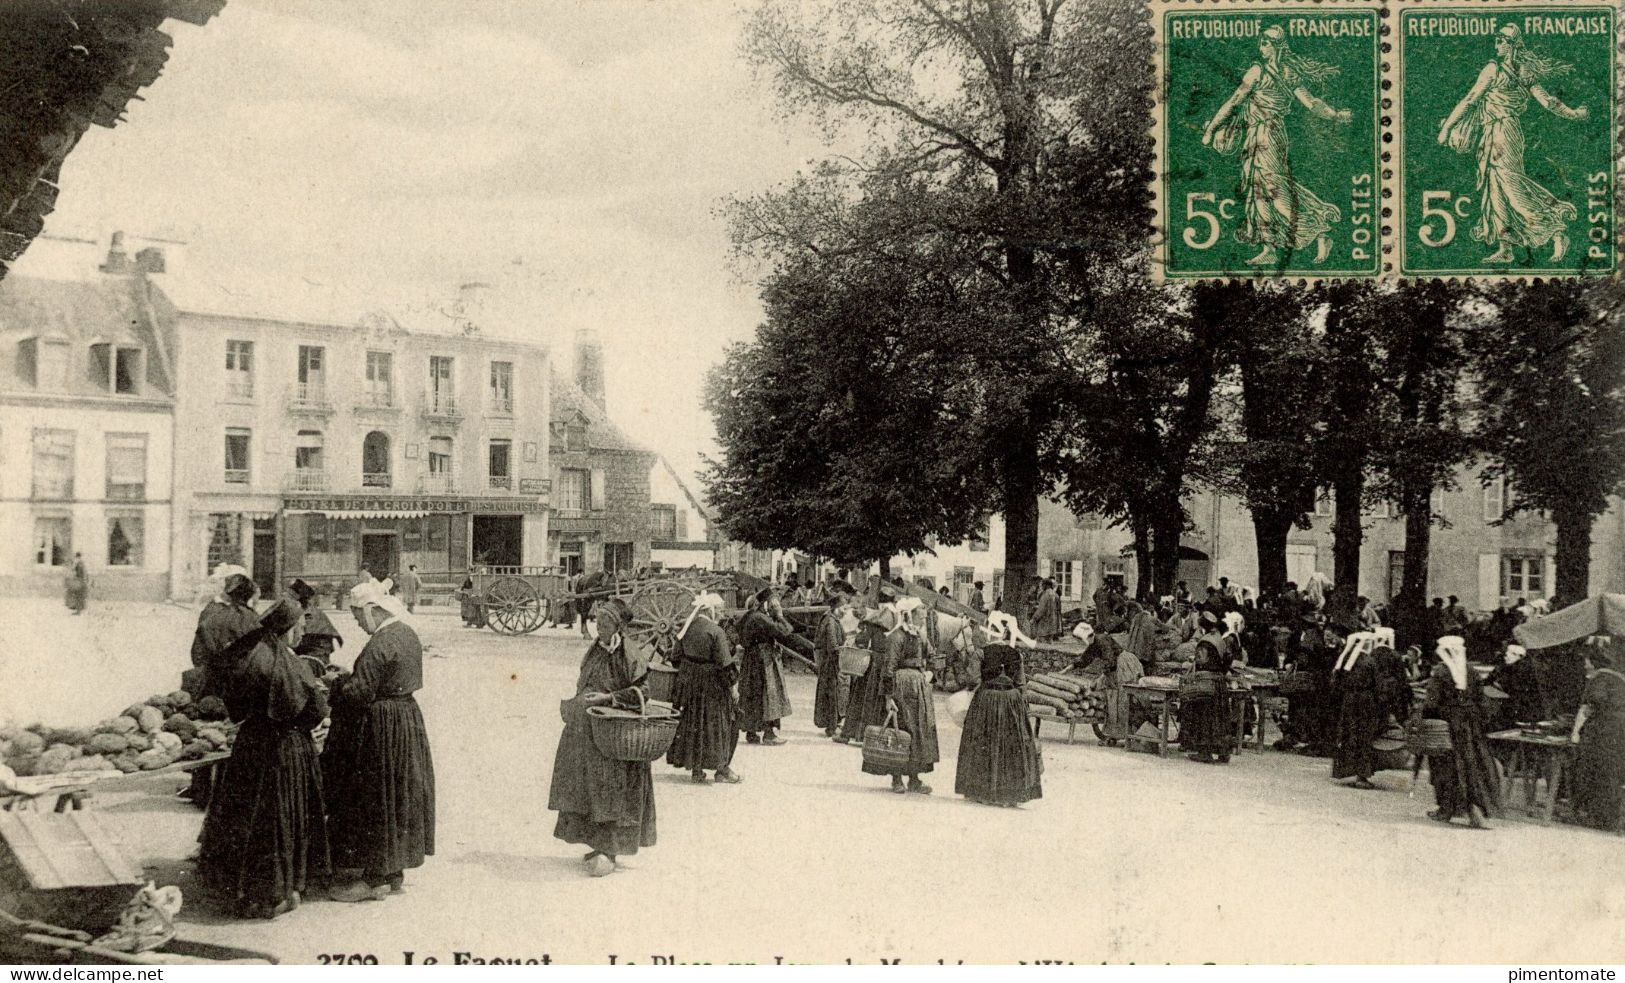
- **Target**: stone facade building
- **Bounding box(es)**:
[648,455,720,571]
[0,235,176,600]
[890,477,1625,615]
[546,330,658,577]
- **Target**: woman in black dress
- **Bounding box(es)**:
[1570,643,1625,830]
[861,598,940,794]
[197,600,330,919]
[1415,635,1502,829]
[955,642,1042,807]
[324,579,436,901]
[548,598,657,876]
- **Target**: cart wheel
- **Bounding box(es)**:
[485,576,543,635]
[625,580,697,659]
[1091,722,1107,742]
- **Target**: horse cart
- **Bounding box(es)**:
[456,567,572,635]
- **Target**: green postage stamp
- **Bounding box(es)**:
[1154,2,1383,280]
[1398,3,1617,278]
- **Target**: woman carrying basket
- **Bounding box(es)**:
[863,597,940,794]
[548,598,656,877]
[1413,635,1502,829]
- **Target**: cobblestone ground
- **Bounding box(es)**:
[4,600,1623,965]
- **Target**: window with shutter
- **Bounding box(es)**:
[676,508,688,541]
[105,434,147,500]
[32,429,75,499]
[33,517,71,567]
[1483,479,1505,522]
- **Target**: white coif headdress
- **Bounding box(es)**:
[678,592,725,641]
[350,577,409,621]
[1436,635,1468,690]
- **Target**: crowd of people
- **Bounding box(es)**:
[183,566,437,918]
[543,568,1622,880]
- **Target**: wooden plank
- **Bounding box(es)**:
[0,811,139,891]
[69,812,140,885]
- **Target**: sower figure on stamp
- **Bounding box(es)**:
[1437,24,1585,265]
[1202,25,1353,267]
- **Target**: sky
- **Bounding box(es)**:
[46,0,829,484]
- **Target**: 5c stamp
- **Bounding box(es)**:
[1154,2,1383,280]
[1397,2,1617,277]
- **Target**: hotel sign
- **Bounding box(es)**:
[284,495,548,515]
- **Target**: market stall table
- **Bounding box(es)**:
[1487,729,1573,825]
[1124,682,1178,757]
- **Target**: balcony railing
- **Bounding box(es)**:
[418,471,458,494]
[356,390,396,410]
[421,392,462,421]
[224,469,250,485]
[225,378,254,400]
[288,383,333,413]
[488,474,512,491]
[361,471,392,489]
[286,469,330,492]
[107,483,146,502]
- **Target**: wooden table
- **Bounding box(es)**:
[1124,684,1178,757]
[1028,713,1091,745]
[1487,729,1574,825]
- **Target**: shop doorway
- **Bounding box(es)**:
[557,540,583,576]
[472,515,522,568]
[361,532,398,581]
[252,519,277,597]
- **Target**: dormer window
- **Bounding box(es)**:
[16,336,69,390]
[89,342,142,395]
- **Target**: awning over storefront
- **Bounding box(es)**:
[189,508,279,519]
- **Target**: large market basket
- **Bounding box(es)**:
[643,659,678,703]
[838,646,870,677]
[1407,718,1453,755]
[587,690,678,763]
[861,710,913,773]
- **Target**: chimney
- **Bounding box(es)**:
[134,246,165,274]
[100,231,132,274]
[456,281,491,335]
[575,328,606,412]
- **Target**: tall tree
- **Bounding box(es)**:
[1214,284,1324,595]
[733,0,1144,626]
[1471,281,1625,604]
[1050,281,1229,600]
[702,245,1000,577]
[1366,283,1473,646]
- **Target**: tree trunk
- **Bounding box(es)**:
[1329,470,1365,623]
[1552,503,1592,607]
[1251,506,1292,596]
[878,555,891,583]
[1394,481,1433,651]
[1132,517,1153,604]
[1150,508,1184,600]
[1003,430,1041,635]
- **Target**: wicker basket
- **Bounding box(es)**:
[862,710,913,773]
[643,660,678,703]
[1407,718,1453,755]
[1279,671,1319,695]
[1178,674,1220,699]
[838,646,871,678]
[587,690,678,763]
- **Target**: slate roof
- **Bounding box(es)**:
[550,370,653,456]
[0,272,175,399]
